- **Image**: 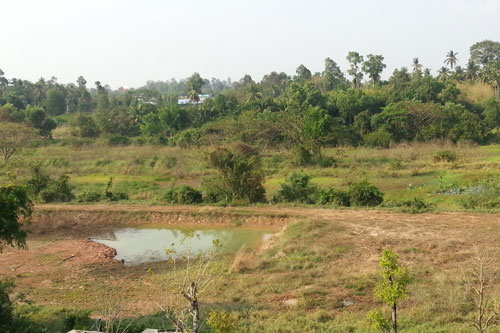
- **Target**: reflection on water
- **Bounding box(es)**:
[92,226,273,265]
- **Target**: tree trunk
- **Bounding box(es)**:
[392,303,397,333]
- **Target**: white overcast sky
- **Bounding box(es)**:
[1,0,499,89]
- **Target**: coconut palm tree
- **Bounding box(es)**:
[465,59,480,81]
[412,58,423,73]
[444,50,459,70]
[438,67,450,81]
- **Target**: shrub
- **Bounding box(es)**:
[70,113,100,138]
[273,172,317,204]
[39,175,75,203]
[315,187,350,206]
[364,129,392,148]
[348,179,384,206]
[207,143,266,203]
[163,185,202,204]
[106,134,131,146]
[293,145,314,166]
[384,198,434,213]
[207,310,237,333]
[433,150,457,162]
[161,155,178,169]
[461,180,500,209]
[103,177,128,201]
[76,191,102,203]
[202,176,233,204]
[293,145,336,168]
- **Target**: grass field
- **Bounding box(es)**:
[2,135,500,212]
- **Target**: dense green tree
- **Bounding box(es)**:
[44,88,66,116]
[70,113,100,138]
[322,58,346,91]
[0,103,25,122]
[140,105,190,143]
[470,40,500,67]
[294,64,312,82]
[95,106,140,137]
[483,97,500,130]
[187,72,204,102]
[260,71,290,98]
[26,106,57,138]
[331,88,380,125]
[346,52,364,88]
[362,54,386,85]
[76,76,92,112]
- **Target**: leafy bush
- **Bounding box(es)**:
[293,145,336,167]
[161,155,178,169]
[39,175,75,203]
[106,134,131,146]
[78,177,128,203]
[207,310,237,333]
[315,187,350,206]
[348,179,384,206]
[202,176,233,204]
[364,129,392,148]
[273,172,317,204]
[433,150,457,162]
[103,177,128,201]
[461,180,500,209]
[384,198,434,213]
[163,185,203,204]
[25,166,74,203]
[76,191,102,203]
[207,143,266,203]
[293,145,314,166]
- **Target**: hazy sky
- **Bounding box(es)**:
[1,0,499,89]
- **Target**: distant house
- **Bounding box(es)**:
[177,94,210,105]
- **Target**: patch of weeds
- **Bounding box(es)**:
[460,179,500,209]
[95,159,113,167]
[433,150,457,163]
[403,247,421,253]
[234,219,244,226]
[278,251,323,271]
[384,198,435,213]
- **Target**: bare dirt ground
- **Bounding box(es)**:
[1,204,499,314]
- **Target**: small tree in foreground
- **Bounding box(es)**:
[157,235,222,333]
[463,248,500,333]
[375,250,410,333]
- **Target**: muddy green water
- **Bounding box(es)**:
[92,226,273,265]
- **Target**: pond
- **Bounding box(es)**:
[92,226,273,265]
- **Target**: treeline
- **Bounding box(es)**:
[1,40,500,162]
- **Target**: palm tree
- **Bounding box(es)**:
[444,50,459,70]
[438,67,450,81]
[465,59,480,81]
[187,89,200,103]
[412,58,423,73]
